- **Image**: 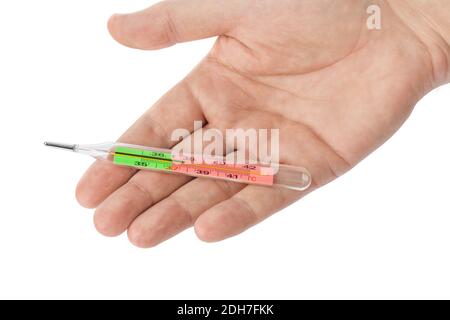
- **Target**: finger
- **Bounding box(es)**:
[127,177,244,248]
[76,81,205,208]
[194,185,304,242]
[108,0,242,50]
[93,172,191,237]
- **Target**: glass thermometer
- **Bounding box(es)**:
[44,141,312,191]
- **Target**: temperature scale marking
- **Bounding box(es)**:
[113,146,274,186]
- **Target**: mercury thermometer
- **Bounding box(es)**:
[44,141,311,191]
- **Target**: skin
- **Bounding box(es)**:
[76,0,450,248]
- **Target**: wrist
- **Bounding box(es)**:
[387,0,450,86]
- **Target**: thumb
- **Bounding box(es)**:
[108,0,241,50]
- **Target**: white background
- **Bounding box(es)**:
[0,1,449,299]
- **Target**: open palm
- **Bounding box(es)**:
[77,0,438,247]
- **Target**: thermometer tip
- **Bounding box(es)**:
[44,141,76,151]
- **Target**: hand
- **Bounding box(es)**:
[76,0,450,247]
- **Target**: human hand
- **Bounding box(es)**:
[76,0,450,247]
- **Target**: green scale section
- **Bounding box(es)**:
[113,146,173,171]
